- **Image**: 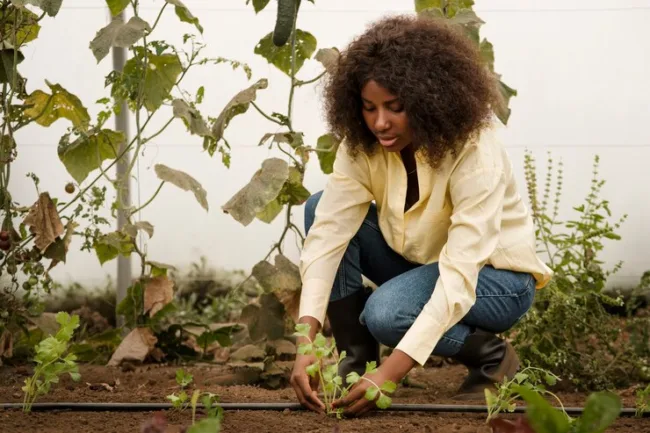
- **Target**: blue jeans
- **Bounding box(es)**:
[304,191,536,358]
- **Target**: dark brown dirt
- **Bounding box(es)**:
[0,363,648,433]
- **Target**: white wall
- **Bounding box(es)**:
[9,0,650,290]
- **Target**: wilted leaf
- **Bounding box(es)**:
[122,52,182,111]
[143,276,174,317]
[93,231,134,265]
[11,0,62,16]
[24,81,90,130]
[415,0,444,13]
[123,221,154,238]
[315,48,339,73]
[165,0,203,34]
[238,293,285,341]
[494,77,517,125]
[0,330,13,359]
[147,261,176,277]
[90,16,150,63]
[316,133,340,174]
[252,254,301,293]
[58,129,125,184]
[2,8,40,46]
[154,164,208,211]
[212,79,268,142]
[480,38,495,71]
[256,199,283,224]
[105,0,130,16]
[229,344,266,362]
[28,312,59,336]
[172,99,212,137]
[266,339,296,360]
[222,158,289,226]
[43,237,66,265]
[22,192,64,252]
[254,30,317,76]
[107,327,157,366]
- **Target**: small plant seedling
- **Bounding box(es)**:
[636,384,650,418]
[176,368,194,388]
[294,323,397,417]
[484,366,565,422]
[22,312,81,412]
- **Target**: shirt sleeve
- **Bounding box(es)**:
[298,144,374,326]
[395,148,507,366]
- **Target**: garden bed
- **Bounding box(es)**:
[1,363,647,433]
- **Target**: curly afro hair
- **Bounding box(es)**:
[322,14,499,168]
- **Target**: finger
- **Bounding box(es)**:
[297,375,325,411]
[344,397,372,417]
[332,384,364,408]
[292,382,322,413]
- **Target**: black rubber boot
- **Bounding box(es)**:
[451,329,520,400]
[326,288,380,380]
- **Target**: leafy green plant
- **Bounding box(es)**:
[167,367,224,432]
[22,312,81,412]
[636,384,650,418]
[484,366,564,422]
[294,323,396,417]
[509,152,646,389]
[516,387,621,433]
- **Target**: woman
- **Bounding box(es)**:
[290,14,553,417]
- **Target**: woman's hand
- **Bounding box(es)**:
[290,353,326,413]
[332,349,416,417]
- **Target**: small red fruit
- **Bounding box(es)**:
[0,240,10,251]
[0,231,9,242]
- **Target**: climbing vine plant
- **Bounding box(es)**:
[0,0,250,364]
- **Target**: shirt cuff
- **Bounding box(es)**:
[298,278,332,327]
[395,311,446,366]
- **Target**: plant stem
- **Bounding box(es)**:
[130,181,164,216]
[150,3,168,33]
[296,70,326,87]
[251,102,283,125]
[286,8,298,130]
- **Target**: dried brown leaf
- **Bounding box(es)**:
[143,276,174,317]
[108,327,157,367]
[22,192,64,252]
[0,330,13,359]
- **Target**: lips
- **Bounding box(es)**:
[377,135,399,147]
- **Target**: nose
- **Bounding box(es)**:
[374,109,390,132]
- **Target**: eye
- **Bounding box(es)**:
[389,103,404,113]
[362,105,375,112]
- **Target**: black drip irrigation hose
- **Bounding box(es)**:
[0,402,645,417]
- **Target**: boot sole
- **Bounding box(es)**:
[451,341,520,401]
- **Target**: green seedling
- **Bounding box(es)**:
[484,366,564,422]
[22,312,81,412]
[176,368,194,388]
[167,368,195,410]
[294,323,397,418]
[636,384,650,418]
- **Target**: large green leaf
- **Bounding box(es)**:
[515,386,571,433]
[165,0,203,34]
[154,164,209,211]
[212,79,267,142]
[105,0,130,16]
[121,51,182,111]
[248,0,270,13]
[94,231,134,265]
[316,133,340,174]
[11,0,62,17]
[0,49,24,85]
[24,81,90,130]
[277,167,310,206]
[574,392,621,433]
[58,129,125,184]
[479,38,495,71]
[414,0,444,12]
[222,158,289,226]
[254,30,317,76]
[2,7,40,46]
[90,17,150,63]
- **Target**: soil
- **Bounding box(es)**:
[0,363,648,433]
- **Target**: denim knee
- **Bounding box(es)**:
[361,293,402,348]
[304,190,323,234]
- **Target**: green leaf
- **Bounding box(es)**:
[276,167,310,206]
[55,311,80,341]
[574,392,621,433]
[305,361,319,377]
[365,386,379,401]
[2,8,41,46]
[376,393,392,409]
[249,0,271,13]
[187,418,221,433]
[256,198,283,224]
[116,281,143,327]
[313,333,327,348]
[365,361,378,374]
[196,329,232,349]
[515,385,571,433]
[544,373,557,386]
[154,164,209,211]
[93,231,134,265]
[297,343,312,355]
[222,157,289,226]
[147,261,177,277]
[68,372,81,382]
[90,16,150,63]
[294,323,311,337]
[105,0,130,16]
[494,77,517,125]
[316,133,340,174]
[346,371,360,385]
[172,99,212,137]
[212,79,268,143]
[414,0,444,13]
[165,0,203,34]
[24,81,91,130]
[58,129,125,184]
[123,221,154,238]
[380,380,397,393]
[514,372,529,384]
[43,237,66,263]
[121,51,182,111]
[254,30,317,76]
[479,38,495,71]
[11,0,62,17]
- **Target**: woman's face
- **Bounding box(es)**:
[361,79,413,152]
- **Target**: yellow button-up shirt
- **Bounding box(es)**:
[298,124,553,366]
